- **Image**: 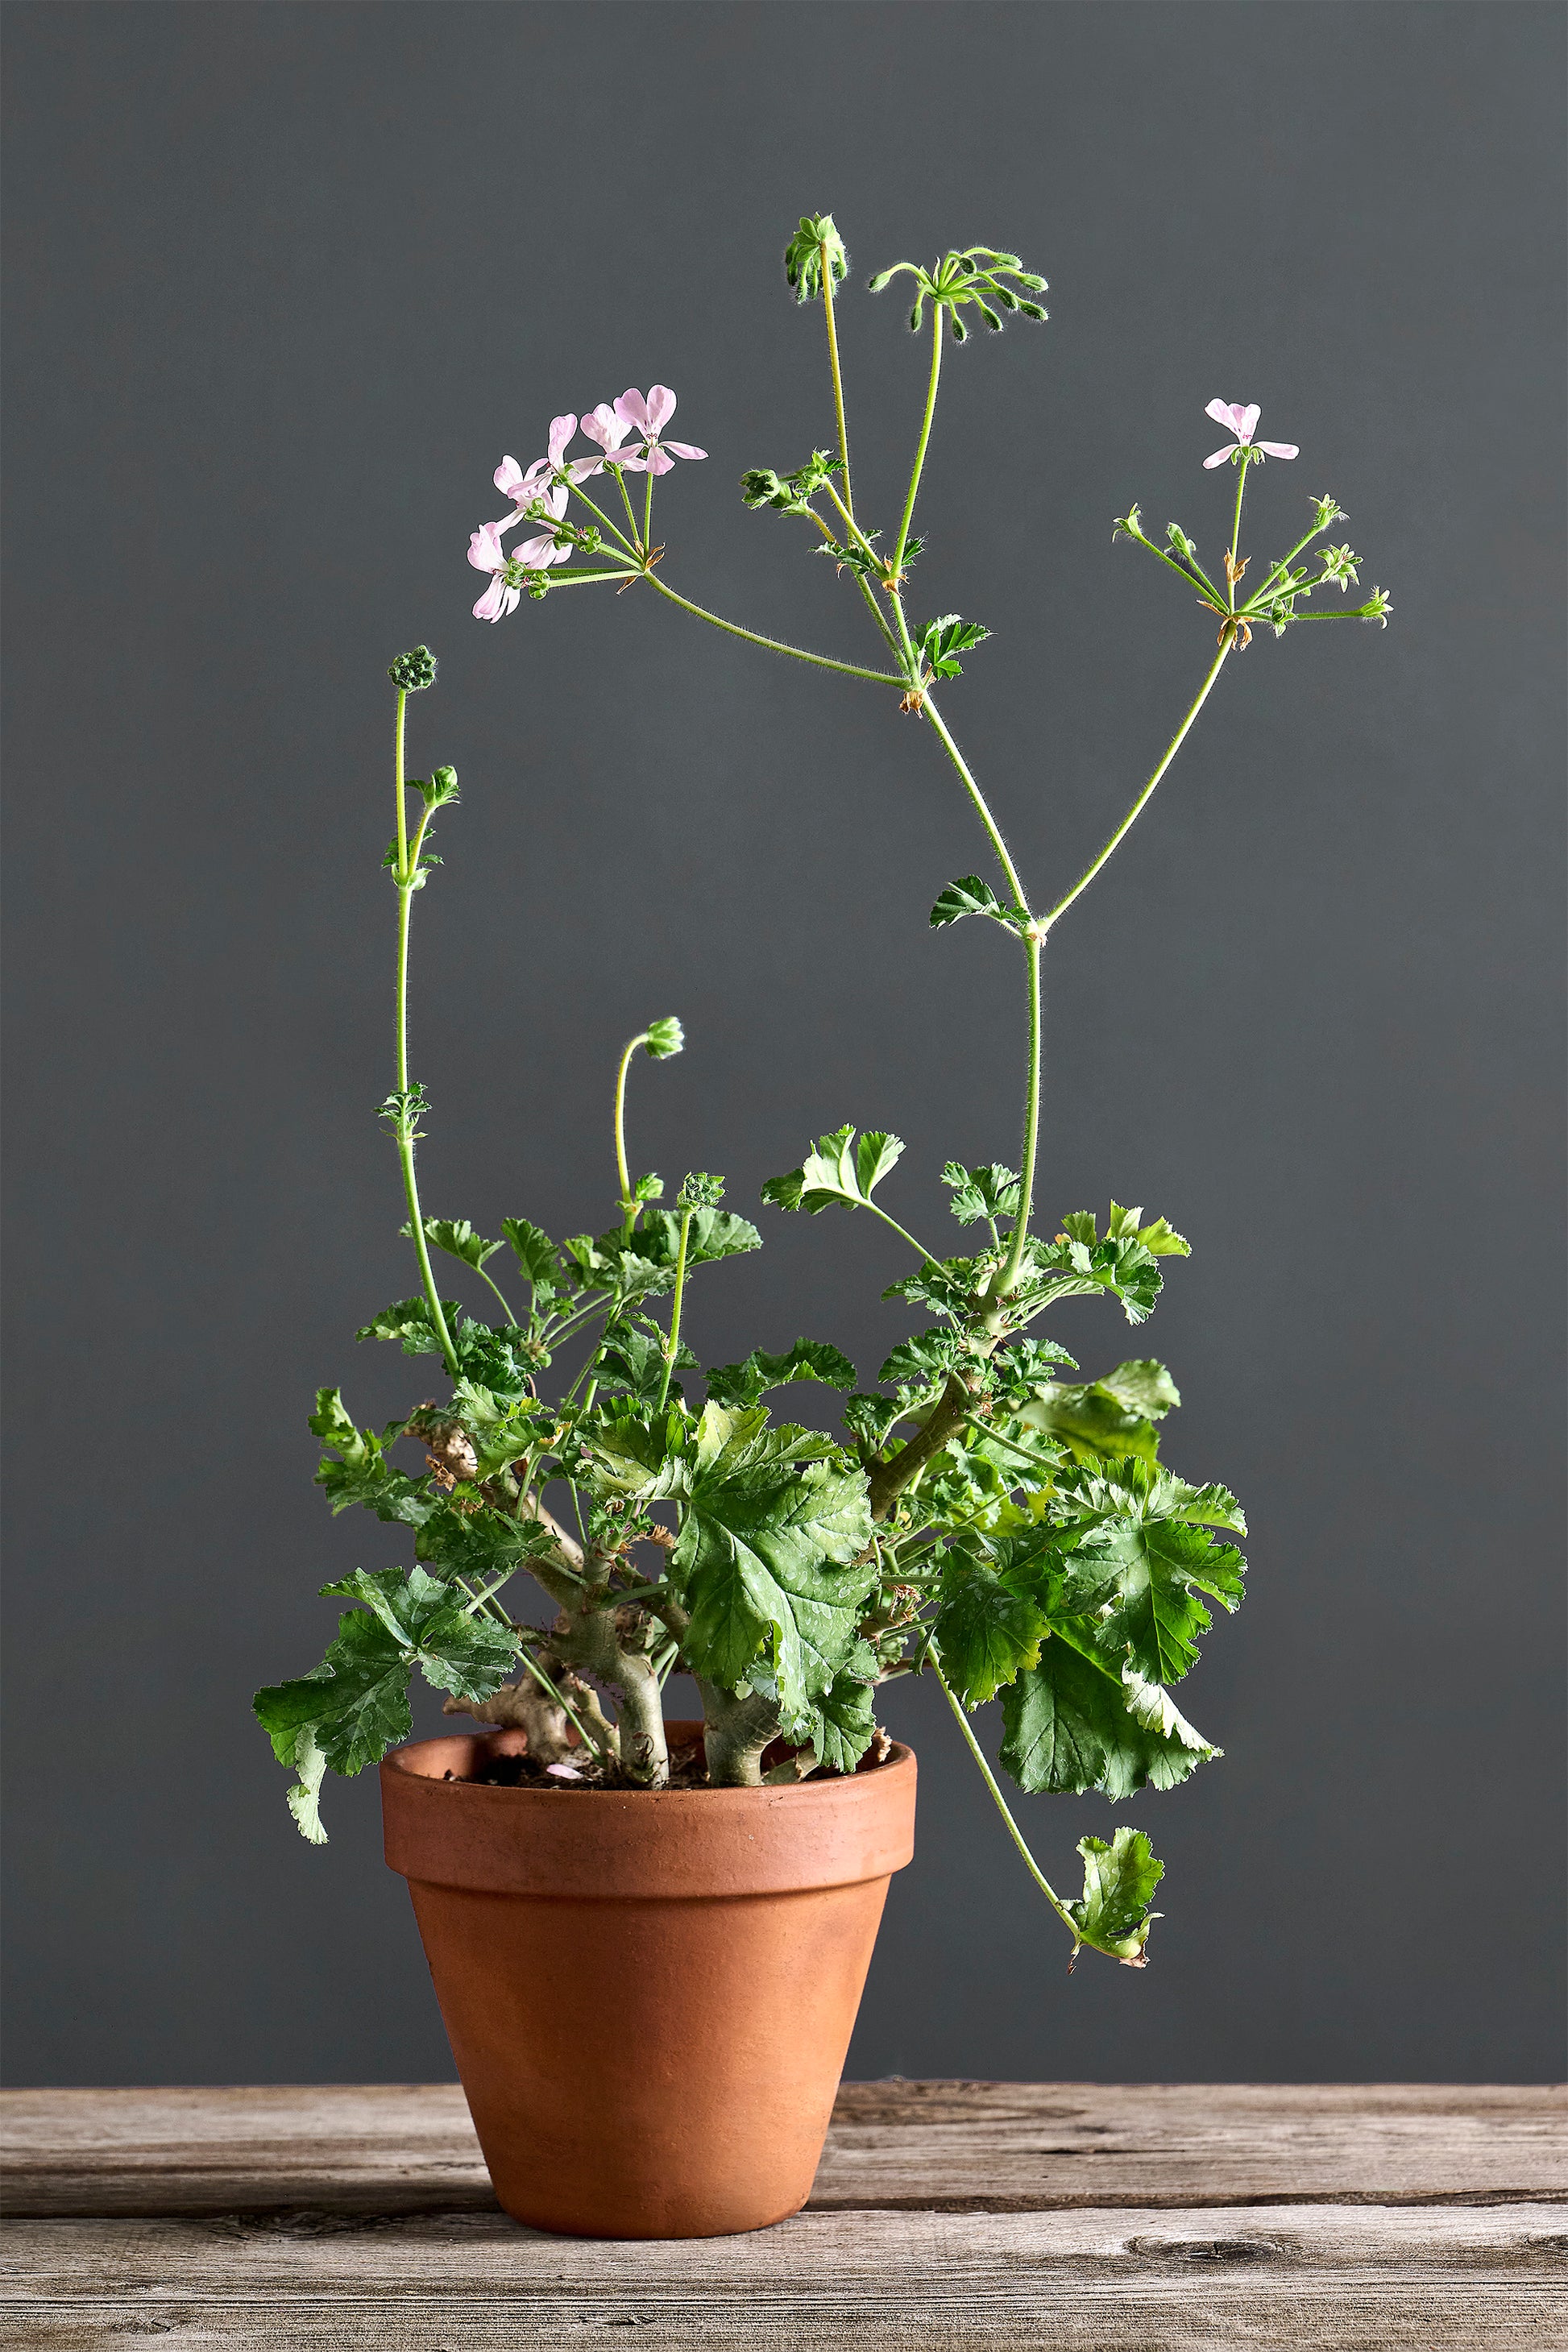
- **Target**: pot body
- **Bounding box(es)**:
[380,1724,915,2238]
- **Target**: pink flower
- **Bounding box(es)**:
[494,452,550,505]
[1202,400,1299,468]
[504,479,570,566]
[579,401,637,461]
[610,384,707,476]
[467,522,520,623]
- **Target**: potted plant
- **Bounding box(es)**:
[255,213,1388,2239]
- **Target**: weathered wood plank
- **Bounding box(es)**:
[4,2203,1565,2350]
[3,2082,1563,2218]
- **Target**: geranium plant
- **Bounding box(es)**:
[256,214,1387,1969]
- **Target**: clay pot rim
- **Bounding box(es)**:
[385,1723,915,1804]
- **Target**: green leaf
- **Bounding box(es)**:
[941,1160,1021,1224]
[402,1217,503,1272]
[916,613,992,679]
[877,1328,962,1392]
[670,1404,877,1714]
[1000,1628,1217,1798]
[283,1724,328,1844]
[705,1338,859,1409]
[1010,1231,1166,1325]
[842,1391,904,1456]
[1056,1462,1247,1684]
[597,1320,698,1402]
[786,1644,879,1773]
[309,1388,432,1526]
[761,1125,906,1216]
[934,1555,1048,1705]
[929,876,1022,931]
[355,1296,466,1355]
[1019,1361,1180,1466]
[1068,1828,1164,1963]
[500,1217,560,1288]
[255,1567,519,1807]
[882,1251,994,1317]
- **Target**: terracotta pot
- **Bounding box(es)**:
[380,1722,916,2238]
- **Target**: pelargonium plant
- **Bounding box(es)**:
[256,214,1388,1969]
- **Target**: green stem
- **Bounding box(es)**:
[864,1197,944,1267]
[1228,458,1249,609]
[1040,637,1234,932]
[997,933,1042,1295]
[643,572,902,684]
[933,1662,1080,1943]
[613,466,644,550]
[919,692,1031,914]
[613,1032,646,1230]
[392,703,457,1376]
[893,308,943,577]
[822,264,854,519]
[656,1209,695,1412]
[475,1263,519,1326]
[643,467,653,554]
[559,483,642,563]
[394,690,409,879]
[823,479,880,563]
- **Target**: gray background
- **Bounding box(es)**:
[5,0,1563,2090]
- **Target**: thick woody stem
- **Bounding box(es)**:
[866,1371,978,1522]
[698,1682,784,1786]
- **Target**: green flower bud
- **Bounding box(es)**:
[643,1017,684,1060]
[388,646,437,691]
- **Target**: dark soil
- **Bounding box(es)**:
[447,1728,893,1792]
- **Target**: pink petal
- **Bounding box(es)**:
[604,448,647,471]
[1205,398,1238,429]
[547,413,578,466]
[467,524,503,572]
[473,577,505,620]
[1256,440,1298,460]
[568,455,604,480]
[664,441,707,461]
[1237,404,1261,442]
[644,444,674,476]
[494,454,528,500]
[516,532,558,565]
[545,1761,584,1780]
[580,403,629,451]
[1202,446,1234,468]
[643,384,676,433]
[614,387,650,433]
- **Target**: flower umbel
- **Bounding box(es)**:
[1203,400,1299,468]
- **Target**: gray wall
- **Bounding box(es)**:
[4,1,1563,2089]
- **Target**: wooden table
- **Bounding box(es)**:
[3,2082,1564,2347]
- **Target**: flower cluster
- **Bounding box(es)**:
[468,389,706,621]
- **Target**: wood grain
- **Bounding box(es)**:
[3,2080,1563,2218]
[4,2202,1566,2350]
[3,2085,1564,2350]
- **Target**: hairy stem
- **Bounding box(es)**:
[996,932,1043,1296]
[932,1661,1081,1945]
[1041,637,1234,932]
[392,699,458,1375]
[613,1031,645,1230]
[894,307,944,578]
[643,572,902,684]
[656,1207,694,1411]
[919,694,1031,914]
[822,260,854,519]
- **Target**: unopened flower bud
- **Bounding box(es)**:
[388,646,437,691]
